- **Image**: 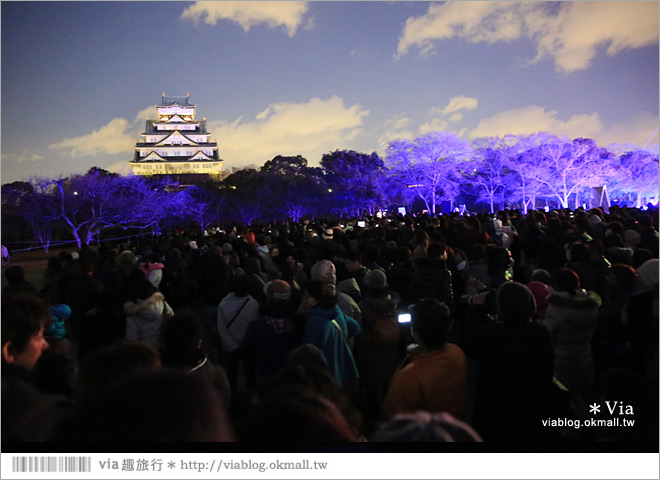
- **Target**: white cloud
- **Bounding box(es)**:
[48,107,155,158]
[376,115,415,152]
[527,2,660,72]
[439,95,479,115]
[396,2,529,58]
[49,118,135,157]
[468,105,660,151]
[181,1,309,37]
[419,118,449,135]
[208,96,369,168]
[1,150,44,164]
[470,105,603,140]
[448,113,463,123]
[396,2,658,72]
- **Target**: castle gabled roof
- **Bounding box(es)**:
[189,151,214,161]
[155,130,199,146]
[164,114,187,123]
[140,152,167,162]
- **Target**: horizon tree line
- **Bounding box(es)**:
[2,131,658,250]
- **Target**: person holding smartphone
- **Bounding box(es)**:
[382,298,469,423]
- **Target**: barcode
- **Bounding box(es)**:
[11,456,92,473]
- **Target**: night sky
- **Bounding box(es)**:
[2,1,658,183]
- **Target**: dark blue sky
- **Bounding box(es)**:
[2,1,658,182]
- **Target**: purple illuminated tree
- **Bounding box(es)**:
[497,133,557,213]
[184,184,226,233]
[321,150,387,217]
[534,137,617,209]
[469,137,518,213]
[611,149,660,207]
[386,132,472,214]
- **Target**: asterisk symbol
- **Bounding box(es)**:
[589,403,601,414]
[168,462,176,469]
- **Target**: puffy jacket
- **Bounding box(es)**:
[124,292,173,349]
[545,290,601,392]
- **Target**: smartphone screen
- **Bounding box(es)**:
[397,313,411,324]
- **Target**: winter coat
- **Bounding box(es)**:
[242,312,301,384]
[545,289,601,392]
[124,292,173,349]
[216,293,260,353]
[383,344,469,422]
[302,305,361,393]
[355,294,403,385]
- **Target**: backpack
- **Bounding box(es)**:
[368,314,400,347]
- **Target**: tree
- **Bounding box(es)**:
[222,168,266,224]
[261,155,327,221]
[533,137,617,209]
[321,150,387,217]
[184,184,226,233]
[611,149,659,207]
[1,180,55,250]
[386,132,472,214]
[468,137,518,213]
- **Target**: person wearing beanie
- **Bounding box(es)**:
[496,281,537,323]
[545,268,601,394]
[526,281,551,320]
[310,260,362,327]
[458,281,568,442]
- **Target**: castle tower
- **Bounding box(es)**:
[130,93,222,176]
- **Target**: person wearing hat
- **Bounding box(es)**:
[354,269,402,429]
[241,280,301,389]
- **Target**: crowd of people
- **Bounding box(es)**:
[2,204,658,444]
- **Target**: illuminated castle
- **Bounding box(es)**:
[130,93,222,175]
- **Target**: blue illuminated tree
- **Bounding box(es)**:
[534,137,617,209]
[498,133,557,212]
[468,137,518,213]
[184,184,226,233]
[386,132,472,214]
[611,149,660,207]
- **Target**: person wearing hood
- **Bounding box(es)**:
[124,279,174,350]
[310,260,362,327]
[300,280,360,395]
[545,268,602,394]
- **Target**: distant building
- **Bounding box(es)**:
[130,93,222,176]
